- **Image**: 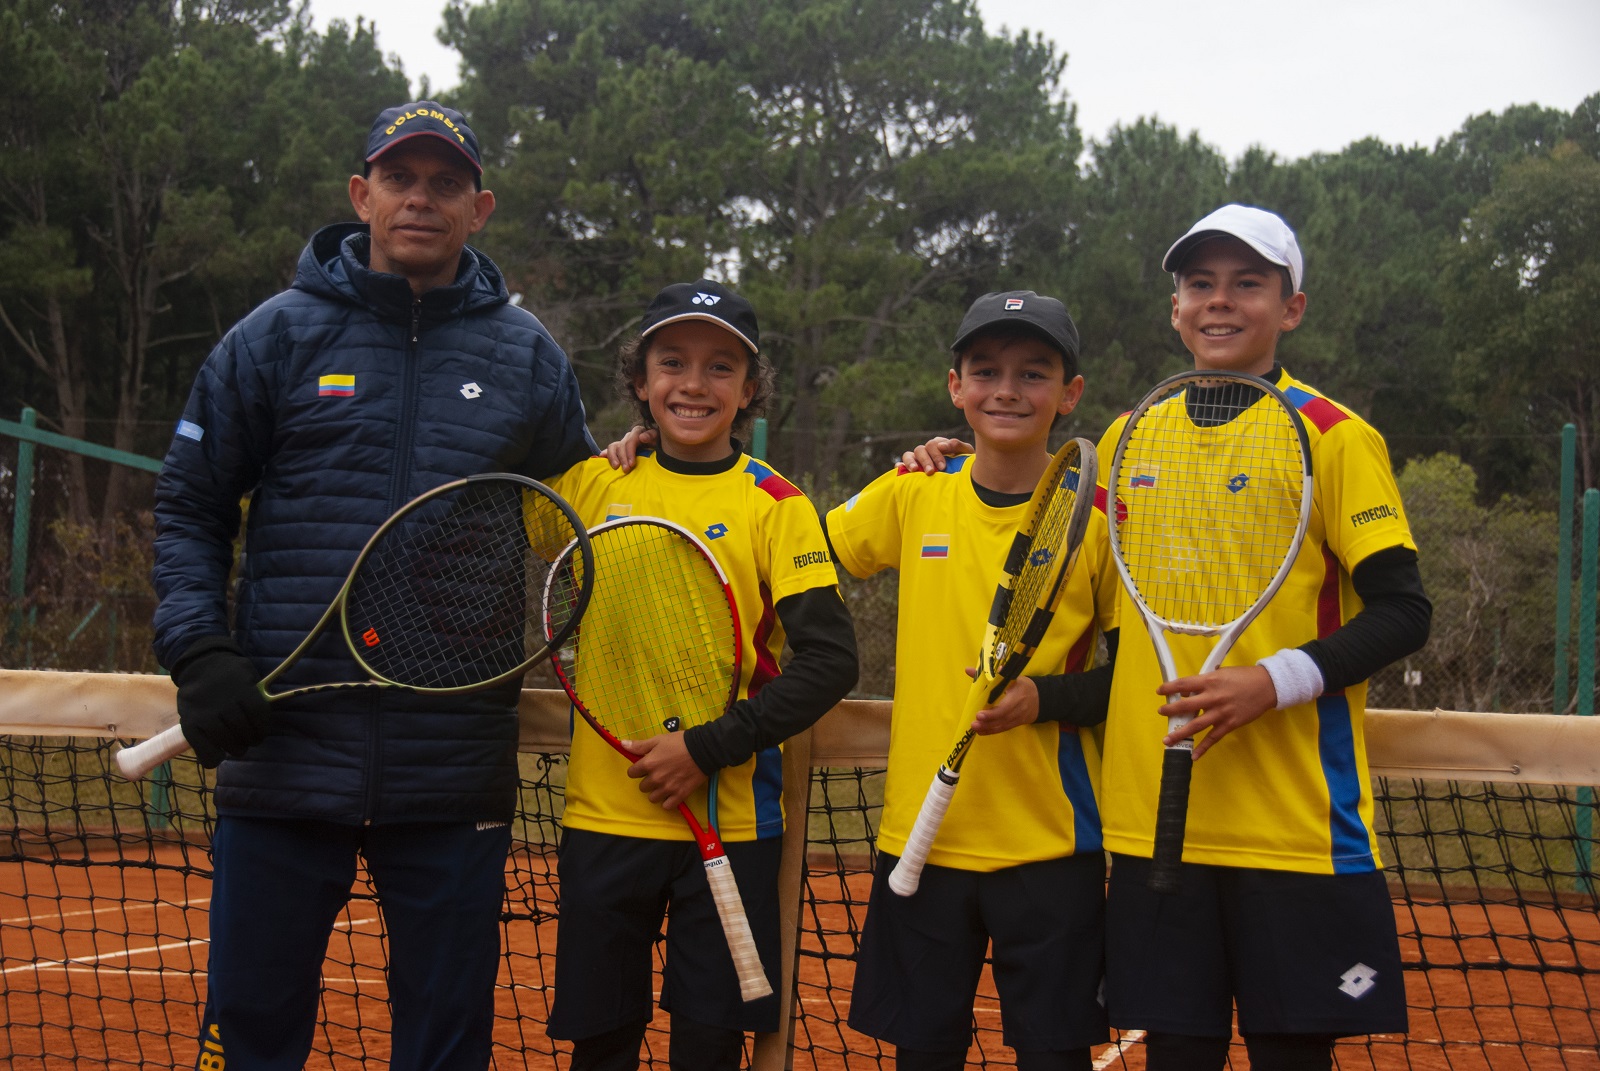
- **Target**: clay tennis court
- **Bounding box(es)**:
[5,841,1597,1070]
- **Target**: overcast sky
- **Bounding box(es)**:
[309,0,1598,161]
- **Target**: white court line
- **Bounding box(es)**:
[1,898,211,927]
[2,915,378,976]
[1093,1030,1146,1070]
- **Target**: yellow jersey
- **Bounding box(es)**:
[1098,371,1416,874]
[826,456,1117,871]
[549,450,838,842]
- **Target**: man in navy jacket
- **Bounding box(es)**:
[152,102,596,1070]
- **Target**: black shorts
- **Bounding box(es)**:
[848,851,1108,1053]
[546,828,782,1039]
[1105,852,1408,1039]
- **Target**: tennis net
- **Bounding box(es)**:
[2,672,1597,1070]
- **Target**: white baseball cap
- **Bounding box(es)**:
[1162,204,1304,293]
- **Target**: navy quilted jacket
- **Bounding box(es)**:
[152,223,597,824]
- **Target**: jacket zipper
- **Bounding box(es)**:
[364,298,424,825]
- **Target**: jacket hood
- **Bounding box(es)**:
[293,222,510,326]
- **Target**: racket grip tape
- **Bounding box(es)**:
[888,769,958,897]
[702,855,773,1001]
[1148,747,1193,894]
[115,723,190,780]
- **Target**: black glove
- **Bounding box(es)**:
[170,636,271,768]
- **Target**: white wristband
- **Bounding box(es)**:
[1256,648,1325,709]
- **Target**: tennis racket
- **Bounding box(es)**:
[888,437,1099,897]
[1106,370,1312,894]
[547,516,773,1002]
[116,474,592,780]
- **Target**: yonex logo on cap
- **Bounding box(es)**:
[692,292,721,305]
[1339,962,1378,999]
[1004,297,1025,310]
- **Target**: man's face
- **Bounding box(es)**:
[1171,237,1305,376]
[348,139,494,293]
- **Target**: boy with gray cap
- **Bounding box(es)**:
[826,291,1119,1071]
[1096,205,1431,1070]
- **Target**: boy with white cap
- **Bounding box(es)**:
[1095,205,1432,1070]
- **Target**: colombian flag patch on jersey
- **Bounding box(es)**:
[920,534,950,559]
[318,374,355,397]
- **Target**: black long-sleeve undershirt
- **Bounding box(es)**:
[683,585,859,775]
[1298,544,1431,693]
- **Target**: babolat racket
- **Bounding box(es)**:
[547,516,772,1002]
[888,437,1099,897]
[116,474,592,780]
[1106,370,1312,894]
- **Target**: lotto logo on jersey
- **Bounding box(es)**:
[920,534,950,559]
[1029,547,1054,567]
[705,522,729,540]
[1227,473,1250,493]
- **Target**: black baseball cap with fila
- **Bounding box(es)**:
[366,101,482,176]
[951,290,1080,365]
[640,280,760,354]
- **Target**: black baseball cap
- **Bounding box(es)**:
[951,290,1079,362]
[640,280,760,354]
[366,101,482,175]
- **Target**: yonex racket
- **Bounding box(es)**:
[116,474,592,779]
[547,516,772,1002]
[889,437,1099,897]
[1106,371,1312,894]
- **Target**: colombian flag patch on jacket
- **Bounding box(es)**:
[318,374,355,397]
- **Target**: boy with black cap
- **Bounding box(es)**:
[1096,206,1431,1070]
[544,279,858,1071]
[152,99,595,1069]
[825,292,1118,1071]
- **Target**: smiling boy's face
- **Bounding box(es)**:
[1171,237,1306,376]
[634,320,755,462]
[948,331,1083,451]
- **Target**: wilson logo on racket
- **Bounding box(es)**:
[1227,473,1250,493]
[362,628,381,647]
[1129,473,1157,489]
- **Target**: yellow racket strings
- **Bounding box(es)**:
[995,449,1082,653]
[561,523,737,742]
[346,480,578,689]
[1116,381,1305,629]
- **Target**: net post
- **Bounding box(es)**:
[1554,423,1576,714]
[1575,488,1598,892]
[751,723,813,1071]
[8,407,36,651]
[751,417,769,461]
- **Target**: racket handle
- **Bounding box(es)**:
[703,854,773,1001]
[115,724,190,780]
[889,769,959,897]
[1148,746,1193,894]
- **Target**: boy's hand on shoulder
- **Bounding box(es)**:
[1155,666,1279,760]
[970,672,1039,735]
[602,425,657,471]
[898,436,974,474]
[625,732,708,809]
